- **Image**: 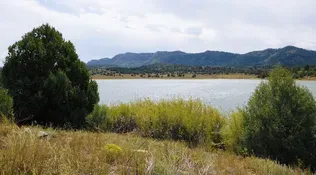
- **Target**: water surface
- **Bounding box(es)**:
[96,79,316,112]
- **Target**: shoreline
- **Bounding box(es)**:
[91,73,259,80]
[91,74,316,81]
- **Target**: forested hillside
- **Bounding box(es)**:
[87,46,316,67]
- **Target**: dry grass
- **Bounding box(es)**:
[0,122,311,175]
[302,76,316,81]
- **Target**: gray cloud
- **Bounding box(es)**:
[185,27,202,36]
[146,24,162,32]
[0,0,316,65]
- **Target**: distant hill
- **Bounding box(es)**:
[86,46,316,67]
[86,58,113,67]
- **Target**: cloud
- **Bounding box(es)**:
[146,24,165,32]
[185,27,202,36]
[0,0,316,65]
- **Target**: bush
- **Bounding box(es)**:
[86,105,109,131]
[103,143,123,163]
[1,24,99,127]
[0,87,13,118]
[242,67,316,168]
[221,110,246,154]
[89,99,225,147]
[0,70,2,87]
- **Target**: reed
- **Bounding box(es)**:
[87,98,225,146]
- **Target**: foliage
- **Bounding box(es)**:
[90,63,316,80]
[103,143,123,163]
[1,24,99,127]
[86,105,109,130]
[242,67,316,168]
[104,143,123,154]
[0,87,13,118]
[89,63,271,78]
[290,64,316,78]
[0,69,2,87]
[88,99,225,147]
[221,110,246,154]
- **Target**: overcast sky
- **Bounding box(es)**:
[1,0,316,64]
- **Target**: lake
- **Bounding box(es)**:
[96,79,316,112]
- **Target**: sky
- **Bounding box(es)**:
[1,0,316,64]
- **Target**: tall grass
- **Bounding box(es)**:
[87,98,225,147]
[0,122,309,174]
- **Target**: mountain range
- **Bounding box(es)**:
[86,46,316,68]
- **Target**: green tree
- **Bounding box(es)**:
[305,64,310,71]
[0,87,13,118]
[242,67,316,168]
[0,69,2,87]
[1,24,99,127]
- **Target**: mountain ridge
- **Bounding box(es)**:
[86,46,316,67]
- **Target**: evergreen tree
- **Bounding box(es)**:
[2,24,99,127]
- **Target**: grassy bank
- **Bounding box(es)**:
[0,122,309,174]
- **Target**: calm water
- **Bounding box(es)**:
[96,79,316,112]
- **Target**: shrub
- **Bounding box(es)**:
[221,110,246,154]
[1,24,99,127]
[89,99,225,147]
[0,87,13,118]
[103,143,123,163]
[0,70,2,87]
[242,67,316,168]
[86,105,109,131]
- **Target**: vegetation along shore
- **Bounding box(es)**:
[89,63,316,80]
[1,24,316,174]
[91,73,316,80]
[91,73,258,80]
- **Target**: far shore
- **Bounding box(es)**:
[92,73,316,81]
[92,73,258,80]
